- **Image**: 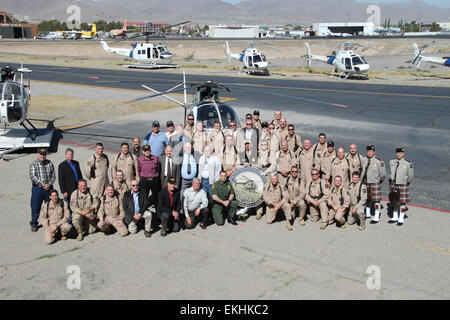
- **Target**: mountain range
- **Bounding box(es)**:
[2,0,449,25]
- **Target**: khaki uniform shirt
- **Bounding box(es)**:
[330,157,351,186]
[253,119,262,130]
[208,130,225,155]
[192,130,208,161]
[111,152,139,185]
[99,194,124,221]
[85,154,109,181]
[346,153,364,174]
[390,158,414,185]
[257,150,271,173]
[285,133,303,156]
[284,176,305,204]
[277,127,288,143]
[361,156,386,184]
[113,180,129,200]
[39,199,70,229]
[184,124,195,141]
[348,181,367,209]
[321,150,337,181]
[328,186,350,208]
[269,150,296,175]
[70,189,100,218]
[263,182,288,205]
[298,148,320,186]
[305,180,330,204]
[221,146,239,172]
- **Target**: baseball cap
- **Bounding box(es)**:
[261,121,268,128]
[166,120,174,127]
[396,147,405,153]
[245,139,251,145]
[253,110,260,115]
[327,141,334,147]
[245,113,252,118]
[152,121,160,127]
[143,145,151,152]
[367,145,375,151]
[38,148,48,155]
[168,177,177,184]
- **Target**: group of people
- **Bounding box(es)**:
[29,109,414,244]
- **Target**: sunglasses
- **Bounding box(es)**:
[311,173,319,176]
[131,184,139,187]
[288,129,294,131]
[188,118,194,121]
[291,170,298,173]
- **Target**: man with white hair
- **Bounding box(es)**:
[183,178,210,230]
[198,145,222,198]
[262,174,292,230]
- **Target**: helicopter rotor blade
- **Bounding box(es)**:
[122,86,186,104]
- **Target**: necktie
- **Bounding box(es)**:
[187,155,191,175]
[167,158,171,178]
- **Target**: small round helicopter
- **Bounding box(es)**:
[225,41,279,75]
[123,71,241,131]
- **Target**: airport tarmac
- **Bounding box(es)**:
[0,64,449,300]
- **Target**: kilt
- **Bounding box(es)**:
[390,182,410,203]
[367,182,382,202]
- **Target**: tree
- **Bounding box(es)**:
[430,22,441,32]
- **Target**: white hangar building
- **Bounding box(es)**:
[207,25,259,38]
[313,22,376,36]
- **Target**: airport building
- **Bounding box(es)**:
[208,25,259,38]
[128,21,170,33]
[0,10,36,38]
[312,22,376,36]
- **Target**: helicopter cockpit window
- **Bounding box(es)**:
[253,55,262,63]
[196,103,219,129]
[218,104,238,129]
[2,82,24,123]
[361,56,368,64]
[352,56,364,65]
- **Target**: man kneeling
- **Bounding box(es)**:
[97,184,129,237]
[39,189,72,245]
[157,177,182,236]
[183,178,210,230]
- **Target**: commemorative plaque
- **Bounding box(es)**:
[230,167,267,208]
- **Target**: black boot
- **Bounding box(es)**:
[227,216,238,225]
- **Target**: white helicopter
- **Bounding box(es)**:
[225,41,275,75]
[100,20,190,69]
[412,43,450,68]
[0,65,53,157]
[101,40,175,68]
[305,42,370,79]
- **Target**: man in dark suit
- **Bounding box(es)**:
[58,148,83,202]
[123,180,152,237]
[242,118,260,157]
[159,145,181,189]
[156,178,182,237]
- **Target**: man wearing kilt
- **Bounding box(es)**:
[389,147,414,226]
[361,145,386,224]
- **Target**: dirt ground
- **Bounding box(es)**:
[0,38,449,86]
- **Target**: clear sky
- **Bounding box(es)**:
[222,0,450,8]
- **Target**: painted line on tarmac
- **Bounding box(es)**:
[34,68,450,99]
[411,242,450,256]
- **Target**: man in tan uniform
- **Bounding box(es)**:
[267,123,280,156]
[277,117,288,142]
[112,170,129,200]
[85,142,110,198]
[312,133,327,172]
[330,146,351,187]
[321,141,336,184]
[286,124,302,157]
[97,184,129,237]
[253,110,262,130]
[268,140,296,185]
[192,122,208,162]
[111,142,139,185]
[263,174,292,230]
[298,139,320,188]
[327,176,350,228]
[257,139,272,175]
[348,171,367,230]
[70,179,100,241]
[208,121,225,155]
[284,165,307,226]
[39,190,72,244]
[221,135,239,177]
[346,144,364,174]
[184,113,195,141]
[305,169,330,229]
[271,110,282,129]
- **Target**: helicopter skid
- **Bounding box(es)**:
[239,66,270,76]
[126,63,178,69]
[329,71,369,80]
[0,126,53,157]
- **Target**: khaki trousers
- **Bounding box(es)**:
[266,202,291,224]
[98,216,129,237]
[44,223,72,245]
[308,201,328,224]
[347,206,366,227]
[328,208,347,225]
[72,213,98,235]
[128,210,152,233]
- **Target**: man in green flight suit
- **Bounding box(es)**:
[211,170,239,226]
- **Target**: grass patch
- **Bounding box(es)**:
[36,254,58,260]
